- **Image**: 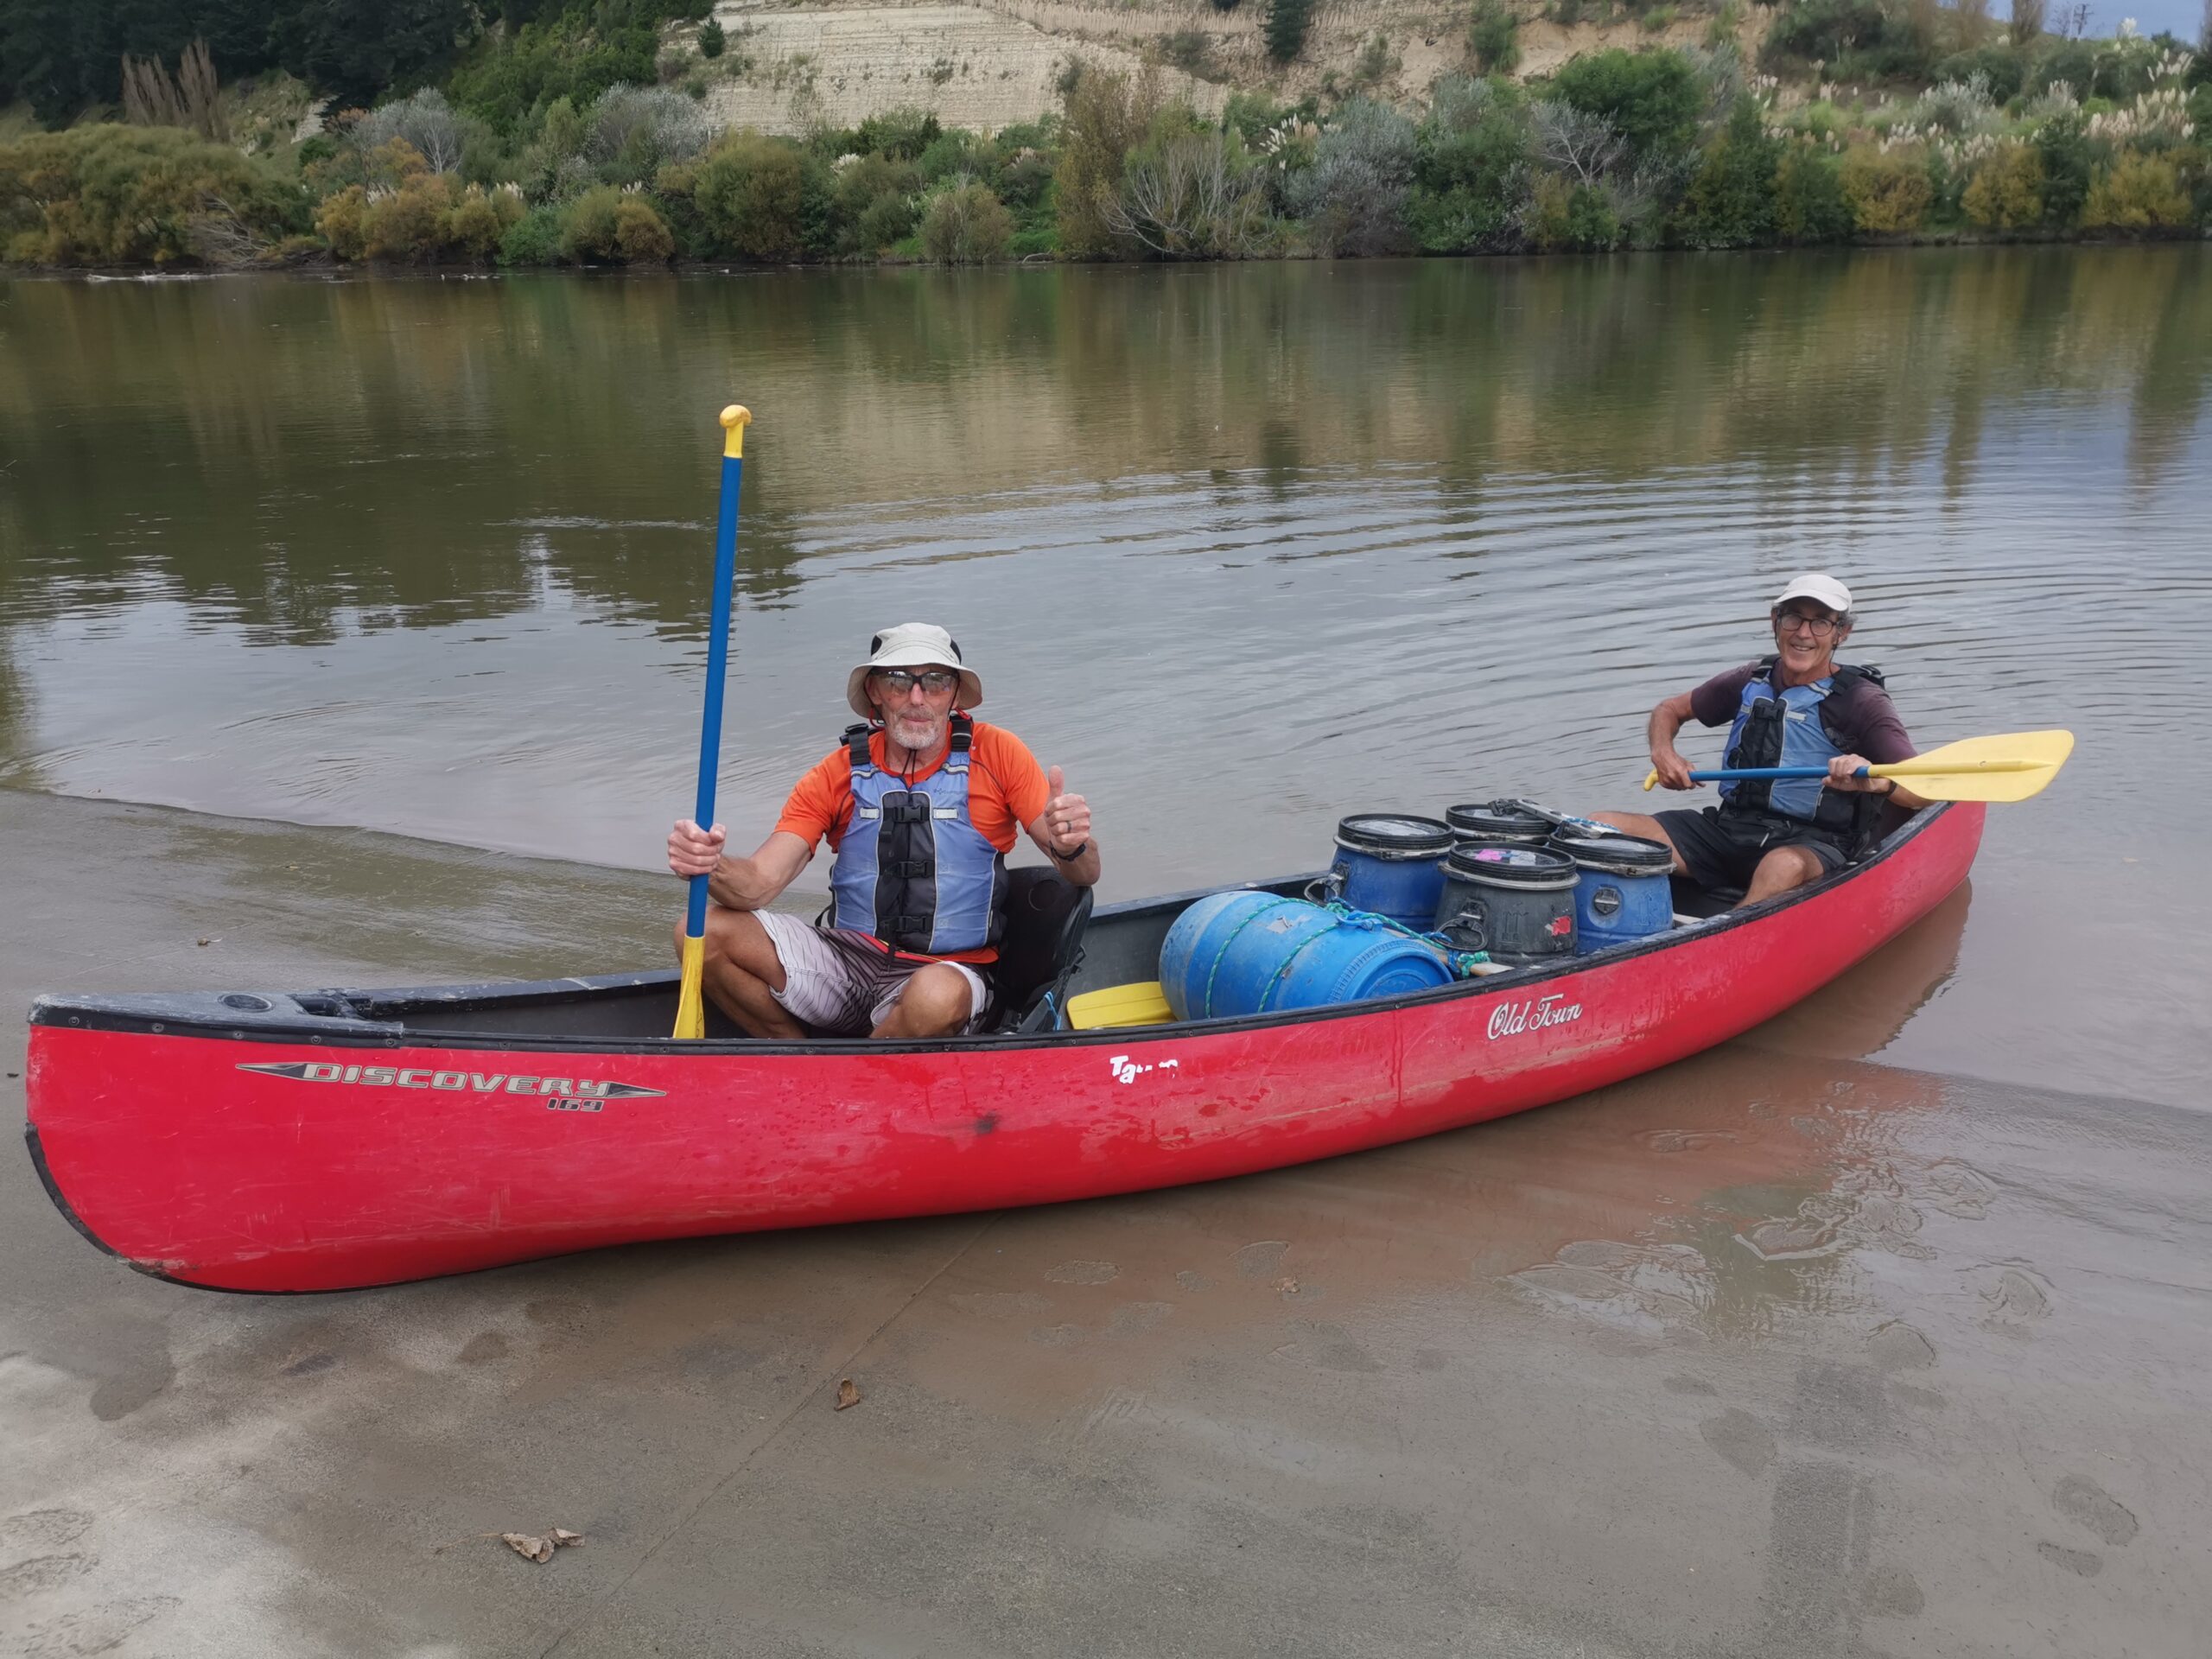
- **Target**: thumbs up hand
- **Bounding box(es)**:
[1043,764,1092,859]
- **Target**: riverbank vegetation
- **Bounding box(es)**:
[2,2,2208,270]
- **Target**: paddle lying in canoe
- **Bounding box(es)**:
[673,404,751,1041]
[1643,729,2075,803]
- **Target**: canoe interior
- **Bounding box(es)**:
[31,812,1933,1050]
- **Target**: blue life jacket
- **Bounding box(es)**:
[830,715,1007,956]
[1719,657,1885,847]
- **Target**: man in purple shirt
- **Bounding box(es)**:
[1593,574,1926,907]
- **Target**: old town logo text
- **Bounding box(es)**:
[236,1062,664,1114]
[1485,994,1585,1040]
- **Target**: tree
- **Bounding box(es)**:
[1265,0,1315,63]
[1552,48,1701,165]
[1677,98,1780,247]
[272,0,475,110]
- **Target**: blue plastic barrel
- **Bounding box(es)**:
[1160,891,1455,1022]
[1322,814,1455,929]
[1549,831,1676,954]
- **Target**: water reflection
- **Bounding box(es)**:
[3,251,2206,645]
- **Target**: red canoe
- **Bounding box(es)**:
[22,804,1982,1293]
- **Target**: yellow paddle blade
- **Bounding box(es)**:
[1871,729,2075,803]
[1067,981,1175,1030]
[672,934,708,1039]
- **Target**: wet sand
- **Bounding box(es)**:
[3,785,2208,1657]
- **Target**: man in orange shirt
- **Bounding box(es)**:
[667,623,1100,1039]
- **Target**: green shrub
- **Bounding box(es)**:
[1763,0,1934,82]
[1160,29,1218,79]
[498,203,567,265]
[1933,45,2026,105]
[554,185,675,263]
[918,179,1014,262]
[1960,141,2043,229]
[830,151,920,250]
[0,124,307,267]
[1552,48,1701,164]
[1773,145,1853,241]
[2032,111,2093,227]
[1525,173,1623,251]
[1409,76,1530,251]
[315,184,369,259]
[1469,2,1521,73]
[1840,143,1932,233]
[2082,150,2192,231]
[447,5,660,136]
[2031,39,2097,101]
[453,184,524,258]
[692,130,808,258]
[361,174,456,260]
[854,190,918,253]
[1288,98,1417,254]
[855,108,943,161]
[1677,98,1780,246]
[699,17,727,59]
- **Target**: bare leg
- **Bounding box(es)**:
[674,911,807,1039]
[872,964,975,1039]
[1736,845,1825,909]
[1587,810,1689,875]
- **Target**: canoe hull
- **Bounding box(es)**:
[24,804,1982,1292]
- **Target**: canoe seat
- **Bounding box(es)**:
[991,866,1094,1034]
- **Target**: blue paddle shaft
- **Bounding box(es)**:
[1689,765,1866,782]
[685,450,744,938]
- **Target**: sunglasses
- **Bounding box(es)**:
[872,669,957,696]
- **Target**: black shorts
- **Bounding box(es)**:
[1653,807,1847,898]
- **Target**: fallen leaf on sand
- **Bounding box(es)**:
[835,1378,861,1411]
[501,1532,554,1563]
[551,1529,584,1548]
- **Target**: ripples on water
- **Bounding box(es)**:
[1,251,2207,1096]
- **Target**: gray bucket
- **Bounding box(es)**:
[1433,840,1580,963]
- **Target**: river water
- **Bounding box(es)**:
[2,250,2208,1107]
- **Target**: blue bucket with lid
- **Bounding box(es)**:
[1160,890,1454,1021]
[1320,814,1455,930]
[1549,831,1675,954]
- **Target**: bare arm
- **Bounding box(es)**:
[666,824,815,910]
[1647,690,1702,791]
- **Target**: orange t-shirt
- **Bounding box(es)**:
[775,720,1052,963]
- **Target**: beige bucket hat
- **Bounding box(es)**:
[845,623,984,720]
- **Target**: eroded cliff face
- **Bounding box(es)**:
[690,0,1762,136]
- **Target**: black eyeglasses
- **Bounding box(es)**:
[873,669,957,696]
[1774,609,1843,639]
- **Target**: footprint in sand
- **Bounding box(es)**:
[2052,1475,2137,1547]
[1698,1409,1777,1478]
[1975,1264,2054,1331]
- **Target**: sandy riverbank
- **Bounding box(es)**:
[3,785,2206,1656]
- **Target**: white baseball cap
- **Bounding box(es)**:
[1772,573,1853,615]
[846,622,983,719]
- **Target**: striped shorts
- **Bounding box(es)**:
[755,910,994,1037]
